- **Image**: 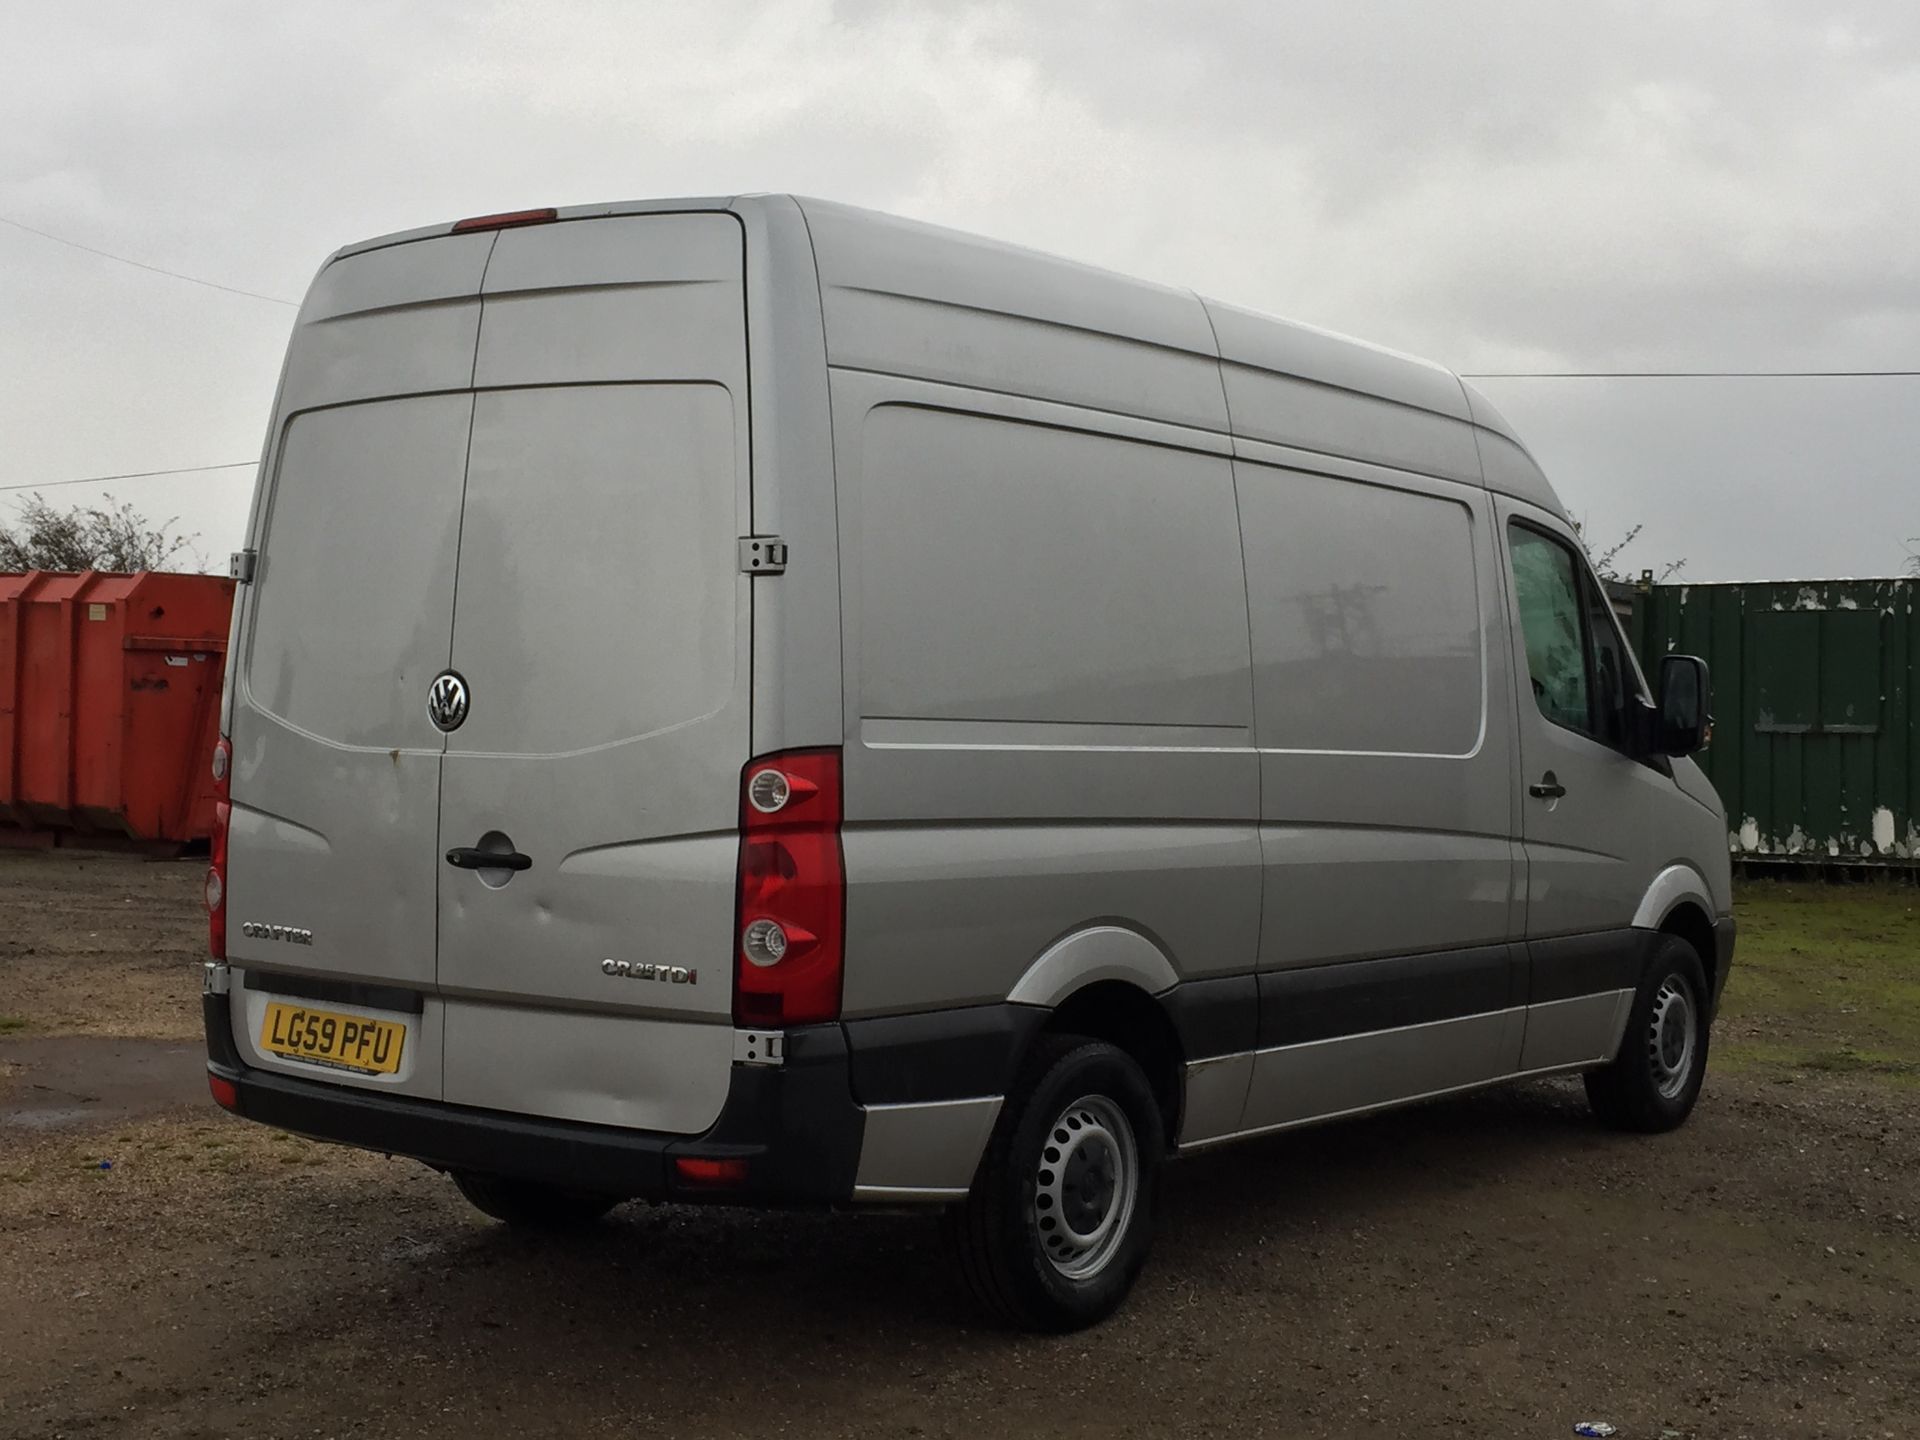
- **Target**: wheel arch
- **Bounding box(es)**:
[1654,899,1719,1003]
[1005,924,1180,1009]
[1634,863,1721,1000]
[1040,979,1186,1142]
[1002,925,1186,1137]
[1633,863,1716,932]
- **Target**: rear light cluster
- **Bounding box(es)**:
[206,738,231,959]
[733,749,844,1027]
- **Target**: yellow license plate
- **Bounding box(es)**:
[260,1002,407,1075]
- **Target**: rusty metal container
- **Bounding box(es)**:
[1630,577,1919,866]
[0,571,234,850]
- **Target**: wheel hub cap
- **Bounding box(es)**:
[1031,1094,1139,1281]
[1061,1137,1116,1230]
[1647,974,1698,1100]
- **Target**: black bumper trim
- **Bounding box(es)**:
[1528,929,1657,1006]
[1164,973,1258,1060]
[1711,915,1737,1013]
[841,978,1265,1108]
[204,994,864,1205]
[1257,942,1525,1049]
[842,1003,1048,1105]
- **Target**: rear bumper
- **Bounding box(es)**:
[203,990,1041,1204]
[203,992,865,1205]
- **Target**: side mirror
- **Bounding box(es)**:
[1656,655,1711,756]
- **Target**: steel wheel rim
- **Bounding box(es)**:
[1647,973,1697,1099]
[1031,1093,1138,1281]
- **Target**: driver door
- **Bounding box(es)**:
[1499,502,1666,1066]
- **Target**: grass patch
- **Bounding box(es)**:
[1719,879,1920,1085]
[0,1014,29,1035]
[1719,1039,1920,1087]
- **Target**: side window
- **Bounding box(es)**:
[1581,571,1631,747]
[1508,525,1591,735]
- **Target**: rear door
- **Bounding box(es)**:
[434,215,753,1134]
[225,233,495,1099]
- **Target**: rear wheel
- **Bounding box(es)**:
[451,1171,620,1229]
[944,1035,1163,1331]
[1585,934,1711,1133]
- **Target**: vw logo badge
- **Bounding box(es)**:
[427,671,470,733]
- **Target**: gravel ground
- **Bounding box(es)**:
[1,851,1916,1440]
[0,850,203,1043]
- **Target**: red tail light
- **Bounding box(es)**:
[733,749,844,1026]
[208,1072,239,1111]
[206,737,231,959]
[450,207,557,233]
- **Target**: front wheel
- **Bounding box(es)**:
[1585,934,1712,1133]
[451,1171,620,1229]
[944,1036,1164,1331]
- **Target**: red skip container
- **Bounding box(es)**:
[0,571,234,851]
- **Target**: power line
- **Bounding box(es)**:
[1463,369,1920,378]
[0,462,255,495]
[0,213,298,307]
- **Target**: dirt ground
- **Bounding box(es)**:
[1,852,1916,1440]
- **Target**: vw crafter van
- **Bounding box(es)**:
[203,196,1733,1330]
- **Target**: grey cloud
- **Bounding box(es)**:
[2,0,1916,581]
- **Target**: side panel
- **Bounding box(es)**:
[1240,460,1520,971]
[802,198,1226,432]
[732,196,844,757]
[1209,298,1481,484]
[831,372,1261,1019]
[1232,1008,1528,1140]
[1457,381,1570,521]
[1232,453,1521,1126]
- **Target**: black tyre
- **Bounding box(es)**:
[1584,933,1712,1133]
[451,1171,620,1229]
[944,1035,1164,1332]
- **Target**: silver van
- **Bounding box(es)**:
[202,195,1734,1330]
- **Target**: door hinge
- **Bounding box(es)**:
[734,1029,784,1067]
[230,549,258,584]
[738,536,788,575]
[202,961,232,996]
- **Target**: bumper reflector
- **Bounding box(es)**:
[673,1155,749,1189]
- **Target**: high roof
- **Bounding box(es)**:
[323,193,1566,517]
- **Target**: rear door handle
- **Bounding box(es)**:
[1528,773,1566,800]
[445,847,533,872]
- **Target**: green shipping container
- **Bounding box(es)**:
[1629,578,1920,866]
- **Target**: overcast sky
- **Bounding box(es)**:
[4,0,1917,581]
